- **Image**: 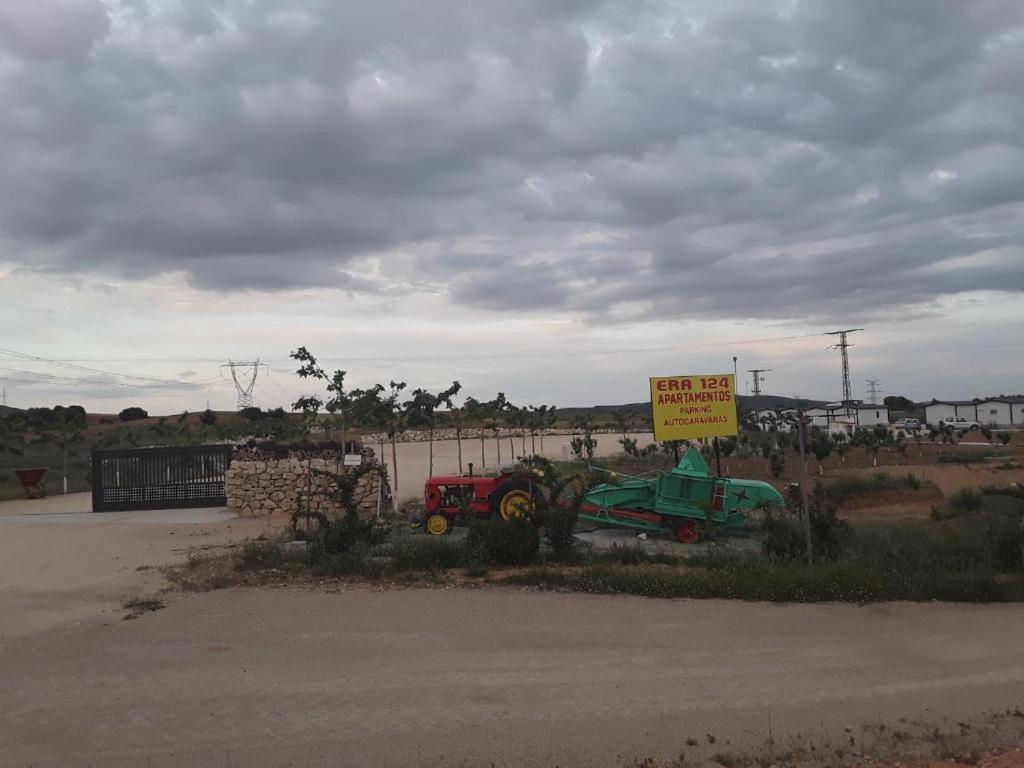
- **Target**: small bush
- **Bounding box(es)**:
[937,451,996,464]
[465,516,540,566]
[763,493,852,562]
[762,516,804,560]
[389,537,466,571]
[118,406,149,422]
[949,489,983,515]
[542,504,580,556]
[235,538,285,571]
[314,545,386,579]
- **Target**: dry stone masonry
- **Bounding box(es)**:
[225,445,383,520]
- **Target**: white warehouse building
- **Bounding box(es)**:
[924,397,1024,428]
[804,402,889,432]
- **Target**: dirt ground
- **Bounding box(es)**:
[2,586,1024,768]
[0,492,271,641]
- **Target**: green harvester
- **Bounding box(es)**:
[579,446,785,543]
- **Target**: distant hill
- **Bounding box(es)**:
[0,405,24,417]
[558,395,827,420]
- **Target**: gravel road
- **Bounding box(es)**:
[3,586,1023,768]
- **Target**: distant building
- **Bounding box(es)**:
[975,397,1024,427]
[924,400,978,426]
[924,397,1024,427]
[825,401,889,429]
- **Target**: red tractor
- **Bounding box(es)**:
[423,470,542,535]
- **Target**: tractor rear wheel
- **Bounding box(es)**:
[489,480,542,522]
[674,520,701,544]
[425,512,452,536]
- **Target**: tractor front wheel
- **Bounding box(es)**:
[489,480,542,522]
[425,512,452,536]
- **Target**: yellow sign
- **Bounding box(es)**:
[649,374,738,441]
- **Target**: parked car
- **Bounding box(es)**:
[892,418,921,431]
[940,416,980,431]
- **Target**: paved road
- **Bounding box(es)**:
[3,587,1022,768]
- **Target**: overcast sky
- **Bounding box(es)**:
[0,0,1022,414]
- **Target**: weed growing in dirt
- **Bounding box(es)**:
[122,596,166,619]
[235,538,286,571]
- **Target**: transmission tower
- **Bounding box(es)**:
[221,358,269,410]
[866,379,881,405]
[826,329,864,402]
[748,369,770,399]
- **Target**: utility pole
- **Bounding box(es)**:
[221,359,269,410]
[747,368,770,427]
[826,329,864,402]
[866,379,881,405]
[796,408,813,566]
[732,356,739,421]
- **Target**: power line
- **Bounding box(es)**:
[0,331,829,366]
[825,329,864,402]
[0,346,200,387]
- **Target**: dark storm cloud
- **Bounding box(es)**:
[1,0,1022,320]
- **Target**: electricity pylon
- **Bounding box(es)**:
[221,358,269,410]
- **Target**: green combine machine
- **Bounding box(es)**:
[580,447,784,543]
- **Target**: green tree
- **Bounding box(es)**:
[382,382,405,507]
[883,395,915,412]
[486,393,508,467]
[404,381,460,478]
[611,409,632,442]
[0,412,26,457]
[118,406,148,422]
[199,408,218,426]
[53,405,87,494]
[462,396,489,470]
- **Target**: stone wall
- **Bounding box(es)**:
[225,450,384,520]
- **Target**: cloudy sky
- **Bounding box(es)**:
[0,0,1022,414]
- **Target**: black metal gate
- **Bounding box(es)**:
[91,445,234,512]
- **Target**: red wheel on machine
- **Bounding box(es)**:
[676,520,700,544]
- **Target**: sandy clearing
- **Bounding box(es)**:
[0,492,271,641]
[2,587,1023,768]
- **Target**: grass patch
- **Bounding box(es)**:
[503,560,1024,603]
[235,538,286,570]
[818,473,922,503]
[937,450,998,464]
[387,536,467,571]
